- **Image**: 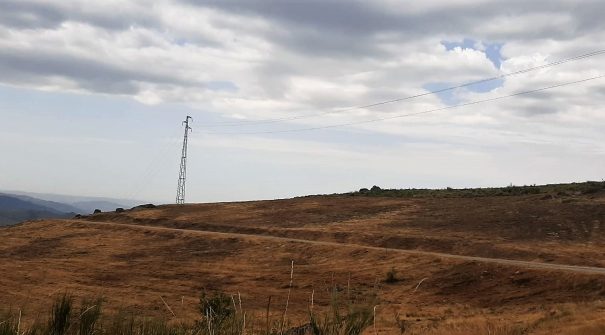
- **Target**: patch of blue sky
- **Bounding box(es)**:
[428,38,505,104]
[423,77,504,106]
[422,82,461,106]
[442,38,504,69]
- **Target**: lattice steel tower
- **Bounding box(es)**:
[176,116,192,204]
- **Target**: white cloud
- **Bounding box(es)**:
[1,0,604,200]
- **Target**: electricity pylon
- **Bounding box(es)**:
[176,116,192,204]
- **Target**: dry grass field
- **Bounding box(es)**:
[2,187,605,334]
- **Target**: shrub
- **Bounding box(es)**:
[582,182,603,194]
[385,267,398,284]
[198,292,238,333]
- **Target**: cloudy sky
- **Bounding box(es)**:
[1,0,604,203]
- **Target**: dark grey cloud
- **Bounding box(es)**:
[189,0,605,60]
[516,104,561,117]
[0,47,207,94]
[6,0,602,59]
[0,0,158,31]
[3,0,605,61]
[0,0,603,112]
[200,1,397,35]
[0,1,64,29]
[0,1,224,51]
[197,0,429,59]
[3,0,604,66]
[270,28,389,59]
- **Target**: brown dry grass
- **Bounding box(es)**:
[87,193,605,266]
[2,193,605,333]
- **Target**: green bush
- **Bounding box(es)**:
[198,292,235,328]
[349,181,605,199]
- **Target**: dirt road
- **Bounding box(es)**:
[77,219,605,276]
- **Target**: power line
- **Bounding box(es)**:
[199,48,605,127]
[122,121,188,204]
[124,125,183,202]
[204,74,605,135]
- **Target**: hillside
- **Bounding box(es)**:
[0,194,74,226]
[1,190,139,213]
[7,193,82,213]
[2,186,605,333]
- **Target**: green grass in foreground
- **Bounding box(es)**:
[0,292,375,335]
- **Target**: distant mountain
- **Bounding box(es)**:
[0,190,150,226]
[8,194,82,214]
[0,190,143,214]
[0,194,74,226]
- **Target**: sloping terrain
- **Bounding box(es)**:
[1,190,139,214]
[2,189,605,333]
[5,193,82,214]
[0,194,74,226]
[86,191,605,266]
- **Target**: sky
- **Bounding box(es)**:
[0,0,604,204]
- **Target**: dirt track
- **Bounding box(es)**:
[80,219,605,276]
[82,194,605,267]
[3,193,605,334]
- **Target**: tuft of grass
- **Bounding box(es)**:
[384,267,399,284]
[3,289,376,335]
[0,312,18,335]
[48,294,72,335]
[78,298,102,335]
[107,311,137,335]
[198,291,247,335]
[309,291,374,335]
